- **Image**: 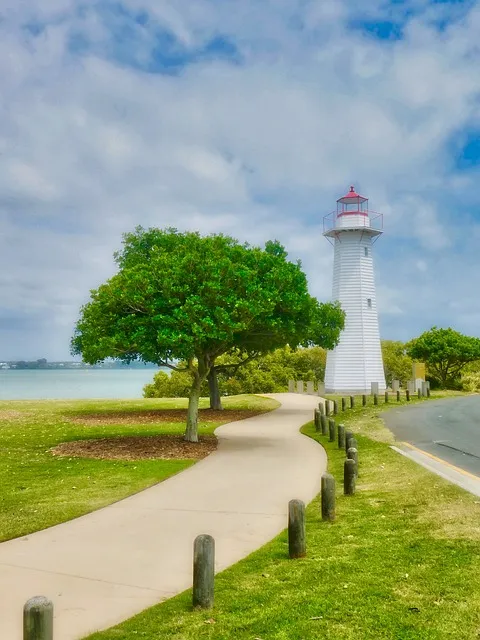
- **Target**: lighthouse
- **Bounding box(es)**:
[323,186,386,394]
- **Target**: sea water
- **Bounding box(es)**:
[0,369,161,400]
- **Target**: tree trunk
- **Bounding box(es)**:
[185,357,209,443]
[185,377,201,442]
[208,367,223,411]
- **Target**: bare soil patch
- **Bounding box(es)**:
[0,410,26,422]
[52,434,217,461]
[68,408,264,426]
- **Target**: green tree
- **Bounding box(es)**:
[406,327,480,389]
[72,227,344,442]
[381,340,412,385]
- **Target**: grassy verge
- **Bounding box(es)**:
[88,390,480,640]
[0,394,278,542]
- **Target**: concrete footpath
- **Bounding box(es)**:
[0,393,325,640]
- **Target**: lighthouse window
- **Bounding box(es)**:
[364,247,368,257]
[367,298,372,308]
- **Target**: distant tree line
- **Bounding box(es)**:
[144,327,480,399]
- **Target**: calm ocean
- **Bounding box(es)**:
[0,369,161,400]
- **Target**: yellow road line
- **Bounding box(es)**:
[401,441,480,481]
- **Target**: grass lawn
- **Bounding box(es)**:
[0,394,278,542]
[87,390,480,640]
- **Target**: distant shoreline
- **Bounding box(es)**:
[0,365,164,371]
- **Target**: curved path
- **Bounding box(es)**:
[0,393,325,640]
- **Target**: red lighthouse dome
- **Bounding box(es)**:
[337,185,368,216]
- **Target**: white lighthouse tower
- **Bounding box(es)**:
[323,186,386,394]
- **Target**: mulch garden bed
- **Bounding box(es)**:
[51,434,218,461]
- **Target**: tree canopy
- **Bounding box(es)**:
[381,340,413,385]
[406,327,480,388]
[72,227,344,441]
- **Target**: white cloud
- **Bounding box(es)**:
[0,0,479,358]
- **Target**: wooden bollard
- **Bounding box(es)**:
[345,430,354,454]
[344,459,356,495]
[319,402,325,416]
[347,447,359,477]
[406,389,410,401]
[341,397,346,411]
[325,401,331,417]
[350,437,358,451]
[384,391,389,403]
[320,414,328,436]
[321,473,335,521]
[396,390,401,402]
[24,597,53,640]
[427,387,431,398]
[314,408,320,431]
[350,395,355,409]
[328,418,336,442]
[193,534,215,609]
[338,424,346,449]
[333,399,338,415]
[288,499,306,558]
[373,393,378,405]
[418,389,422,399]
[362,394,367,407]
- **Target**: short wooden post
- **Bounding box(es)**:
[350,395,355,409]
[418,389,422,399]
[341,397,346,412]
[384,391,389,403]
[338,424,346,449]
[321,473,335,521]
[427,386,431,398]
[345,430,354,454]
[373,393,378,405]
[328,418,336,442]
[193,534,215,609]
[325,400,331,417]
[406,389,410,401]
[320,414,328,436]
[314,408,320,431]
[319,402,325,416]
[344,459,356,495]
[362,394,367,407]
[288,499,306,558]
[333,400,338,415]
[23,597,53,640]
[349,437,358,451]
[347,447,359,477]
[396,390,401,402]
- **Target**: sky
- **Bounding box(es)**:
[0,0,479,360]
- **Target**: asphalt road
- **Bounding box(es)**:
[383,395,480,477]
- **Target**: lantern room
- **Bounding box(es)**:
[337,186,368,216]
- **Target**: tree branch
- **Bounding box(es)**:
[157,360,189,373]
[214,351,261,374]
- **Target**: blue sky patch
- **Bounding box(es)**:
[454,132,480,170]
[351,20,404,40]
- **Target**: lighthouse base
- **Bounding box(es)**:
[324,384,386,395]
